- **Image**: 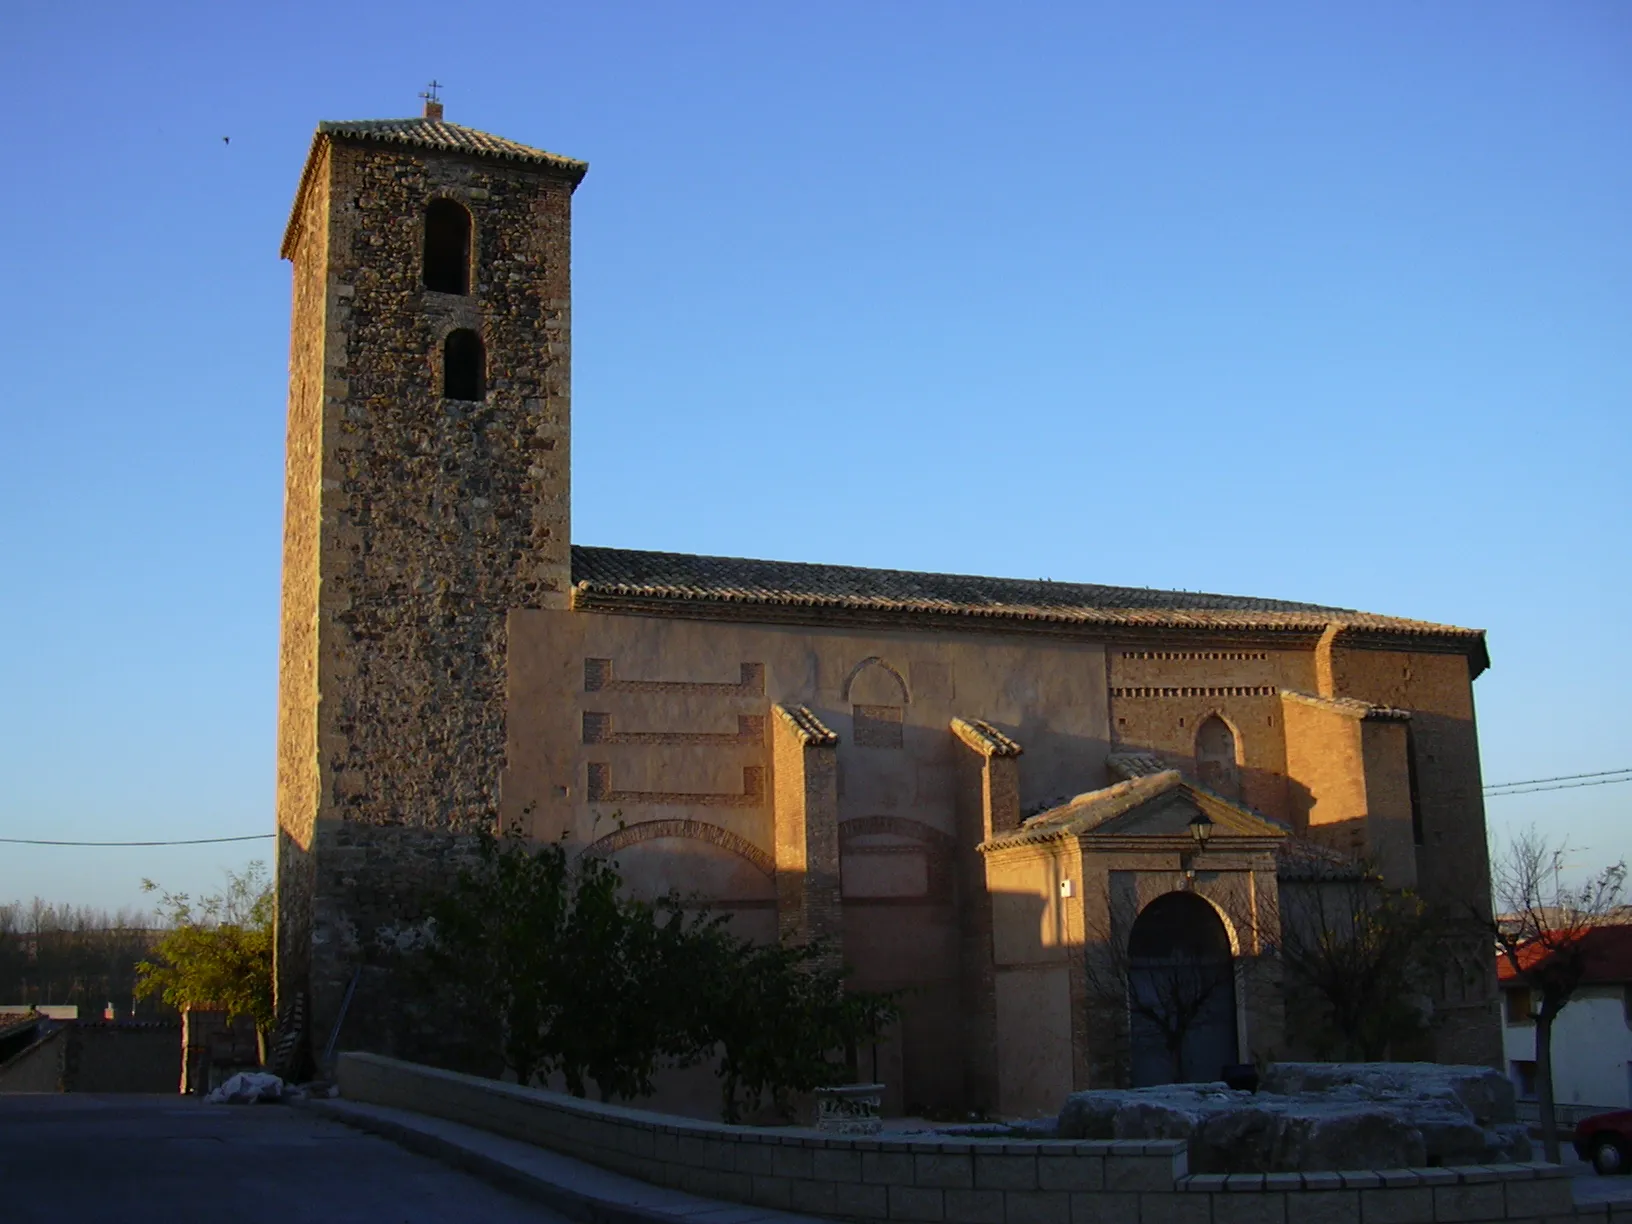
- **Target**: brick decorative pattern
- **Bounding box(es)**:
[580,818,775,877]
[1112,687,1278,699]
[854,704,906,749]
[586,763,765,808]
[583,658,765,696]
[1122,652,1269,662]
[581,711,765,746]
[339,1054,1585,1224]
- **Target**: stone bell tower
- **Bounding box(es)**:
[273,97,587,1052]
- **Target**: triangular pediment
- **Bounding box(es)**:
[984,769,1286,851]
[1088,787,1285,840]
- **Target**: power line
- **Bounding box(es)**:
[1483,776,1631,799]
[7,765,1628,845]
[0,834,274,847]
[1485,767,1632,792]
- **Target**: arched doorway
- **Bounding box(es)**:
[1126,891,1238,1086]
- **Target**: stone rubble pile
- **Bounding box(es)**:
[1057,1063,1531,1173]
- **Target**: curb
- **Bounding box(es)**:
[295,1098,681,1224]
[295,1098,817,1224]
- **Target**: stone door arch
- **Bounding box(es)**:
[1125,891,1238,1087]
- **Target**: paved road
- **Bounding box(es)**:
[1560,1145,1632,1206]
[0,1094,572,1223]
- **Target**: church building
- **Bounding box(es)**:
[274,102,1501,1116]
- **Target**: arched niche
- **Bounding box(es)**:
[837,816,955,903]
[843,657,909,705]
[844,657,909,750]
[1194,713,1241,799]
[582,820,777,943]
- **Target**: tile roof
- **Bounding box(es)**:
[1275,838,1372,882]
[1106,752,1171,780]
[983,770,1288,851]
[1281,690,1412,722]
[316,118,588,178]
[1496,924,1632,986]
[281,116,587,259]
[951,717,1023,758]
[571,547,1489,669]
[774,703,838,747]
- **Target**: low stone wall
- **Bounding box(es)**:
[338,1054,1598,1224]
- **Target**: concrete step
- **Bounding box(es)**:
[297,1097,826,1224]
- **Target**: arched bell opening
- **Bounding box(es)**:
[423,198,472,294]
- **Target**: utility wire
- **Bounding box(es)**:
[5,769,1628,845]
[0,834,275,847]
[1483,776,1631,799]
[1485,767,1632,792]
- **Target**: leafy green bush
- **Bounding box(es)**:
[417,827,896,1120]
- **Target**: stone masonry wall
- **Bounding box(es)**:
[337,1052,1595,1224]
[275,130,582,1046]
[274,138,330,1011]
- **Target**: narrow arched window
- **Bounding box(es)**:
[443,330,485,401]
[1194,715,1240,798]
[423,199,471,294]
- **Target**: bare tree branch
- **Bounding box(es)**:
[1480,827,1627,1163]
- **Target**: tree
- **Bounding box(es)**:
[0,900,164,1017]
[135,863,275,1055]
[698,936,895,1123]
[1482,828,1627,1163]
[415,826,896,1119]
[1274,871,1448,1061]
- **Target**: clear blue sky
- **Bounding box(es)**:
[1,1,1627,911]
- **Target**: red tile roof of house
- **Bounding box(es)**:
[1496,924,1632,986]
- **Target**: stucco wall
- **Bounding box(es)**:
[504,610,1110,1113]
[0,1030,64,1092]
[0,1024,179,1092]
[983,837,1284,1106]
[1502,985,1632,1110]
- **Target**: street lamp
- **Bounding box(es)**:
[1182,811,1214,886]
[1188,811,1214,851]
